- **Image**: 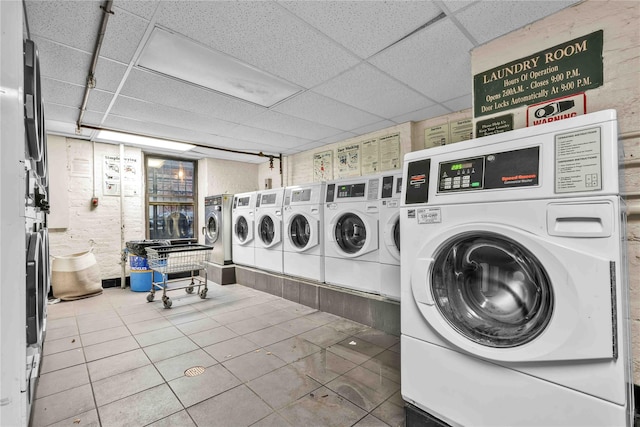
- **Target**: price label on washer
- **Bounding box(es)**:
[417,208,441,224]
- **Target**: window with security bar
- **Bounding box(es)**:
[146,156,197,240]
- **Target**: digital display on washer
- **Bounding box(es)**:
[291,189,311,203]
[237,196,250,207]
[337,183,366,198]
[438,157,484,192]
[438,146,540,193]
[261,193,277,205]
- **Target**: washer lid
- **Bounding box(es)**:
[410,222,615,362]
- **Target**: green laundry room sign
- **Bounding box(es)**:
[473,30,603,117]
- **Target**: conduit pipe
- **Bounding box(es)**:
[76,0,113,132]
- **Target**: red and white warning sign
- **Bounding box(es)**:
[526,93,586,127]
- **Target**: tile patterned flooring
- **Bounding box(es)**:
[32,283,403,427]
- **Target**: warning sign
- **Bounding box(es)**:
[527,93,586,127]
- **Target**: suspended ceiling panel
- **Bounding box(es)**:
[25,0,581,162]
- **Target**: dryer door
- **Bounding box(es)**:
[288,213,319,252]
[233,214,254,245]
[205,213,219,245]
[329,210,378,258]
[410,223,614,363]
[257,213,282,248]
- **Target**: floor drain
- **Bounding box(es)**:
[184,366,206,377]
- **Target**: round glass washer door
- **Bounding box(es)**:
[289,214,311,249]
[235,216,249,243]
[259,216,275,245]
[431,232,553,348]
[392,217,400,252]
[335,213,367,254]
[206,215,219,244]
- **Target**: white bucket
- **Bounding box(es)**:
[51,250,102,300]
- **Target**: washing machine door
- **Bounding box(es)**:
[233,213,254,245]
[287,213,319,252]
[410,223,614,362]
[384,212,400,261]
[205,213,219,245]
[329,210,378,258]
[26,231,45,345]
[257,213,282,248]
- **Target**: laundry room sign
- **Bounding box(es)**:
[474,30,603,117]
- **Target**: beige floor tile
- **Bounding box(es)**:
[155,349,218,382]
[143,336,199,363]
[46,409,100,427]
[247,365,322,409]
[42,334,81,356]
[87,348,151,382]
[30,384,95,427]
[278,386,367,427]
[93,364,165,406]
[222,349,286,382]
[189,325,238,347]
[98,384,183,427]
[169,364,241,407]
[146,410,196,427]
[203,336,259,361]
[134,325,185,347]
[39,348,85,374]
[80,325,132,347]
[187,385,272,427]
[83,335,140,362]
[35,364,89,399]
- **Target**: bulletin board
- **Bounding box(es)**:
[313,150,333,181]
[379,133,401,171]
[336,143,361,178]
[361,139,379,175]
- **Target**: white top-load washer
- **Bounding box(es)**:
[324,175,380,294]
[231,191,257,267]
[378,170,402,301]
[400,110,633,427]
[254,188,285,273]
[283,182,325,282]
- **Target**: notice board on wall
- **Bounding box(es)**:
[336,143,361,178]
[103,155,140,196]
[361,139,379,175]
[379,133,401,171]
[313,150,333,181]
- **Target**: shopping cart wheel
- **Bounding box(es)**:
[199,289,207,299]
[146,293,155,302]
[186,286,194,294]
[162,296,172,309]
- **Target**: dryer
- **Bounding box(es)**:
[204,194,233,265]
[283,182,325,282]
[324,175,380,294]
[254,188,285,273]
[378,170,402,301]
[400,110,633,427]
[231,191,256,267]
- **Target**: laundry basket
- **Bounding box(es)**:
[51,250,102,300]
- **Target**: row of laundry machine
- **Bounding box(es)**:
[24,38,51,419]
[228,171,403,300]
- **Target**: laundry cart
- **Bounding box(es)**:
[145,244,213,308]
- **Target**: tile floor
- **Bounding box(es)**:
[32,282,404,427]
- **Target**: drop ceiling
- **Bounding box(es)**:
[25,0,579,163]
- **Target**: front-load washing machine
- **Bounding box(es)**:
[231,191,256,267]
[378,170,402,301]
[254,188,285,273]
[283,182,326,282]
[324,175,380,294]
[204,194,233,265]
[400,109,633,427]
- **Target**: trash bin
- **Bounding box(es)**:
[126,240,170,292]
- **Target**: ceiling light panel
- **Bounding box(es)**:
[155,1,360,88]
[119,68,265,124]
[138,27,302,107]
[369,18,473,102]
[280,1,443,59]
[96,130,195,151]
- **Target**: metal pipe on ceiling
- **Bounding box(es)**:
[76,0,113,132]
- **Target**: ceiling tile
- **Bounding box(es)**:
[46,120,94,139]
[41,78,84,108]
[319,132,357,145]
[86,89,116,113]
[369,18,473,102]
[228,124,313,150]
[156,1,359,87]
[44,103,79,123]
[441,1,477,13]
[119,68,265,124]
[34,37,91,87]
[99,7,149,64]
[25,0,101,53]
[109,96,238,136]
[350,120,397,136]
[272,91,382,132]
[94,57,129,92]
[280,1,443,59]
[313,63,432,118]
[243,110,343,141]
[442,94,473,113]
[392,104,452,124]
[81,110,105,126]
[113,1,158,20]
[456,1,579,45]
